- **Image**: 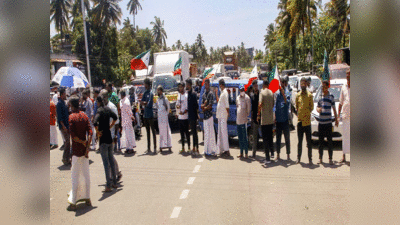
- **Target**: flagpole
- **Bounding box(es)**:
[81,0,91,87]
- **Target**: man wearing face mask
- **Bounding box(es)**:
[295,77,314,164]
[236,84,251,158]
[274,75,291,161]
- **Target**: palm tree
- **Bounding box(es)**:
[176,40,182,50]
[127,0,142,30]
[70,0,90,29]
[91,0,122,57]
[184,43,190,52]
[196,33,205,49]
[50,0,72,46]
[264,23,276,50]
[150,16,167,47]
[326,0,350,48]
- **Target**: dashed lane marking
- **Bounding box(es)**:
[179,189,190,199]
[187,177,195,184]
[198,158,204,163]
[170,207,182,218]
[193,165,201,173]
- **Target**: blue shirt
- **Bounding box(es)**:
[275,88,291,123]
[317,93,335,124]
[56,98,69,130]
[93,101,98,116]
[141,89,154,118]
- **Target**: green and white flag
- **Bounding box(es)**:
[321,49,330,82]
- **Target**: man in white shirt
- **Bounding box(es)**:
[215,79,230,157]
[120,91,136,154]
[338,69,350,163]
[176,82,190,153]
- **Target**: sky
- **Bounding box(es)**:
[51,0,331,53]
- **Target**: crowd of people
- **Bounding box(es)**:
[50,70,350,211]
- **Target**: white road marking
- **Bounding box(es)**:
[170,207,182,218]
[193,165,201,173]
[198,158,204,163]
[180,189,190,199]
[187,177,196,185]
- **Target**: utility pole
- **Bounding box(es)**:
[81,0,91,86]
[308,0,314,74]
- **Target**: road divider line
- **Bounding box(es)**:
[193,165,201,173]
[198,158,204,163]
[179,189,190,199]
[187,177,195,184]
[170,207,182,218]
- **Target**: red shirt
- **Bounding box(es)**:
[50,101,56,125]
[69,111,93,157]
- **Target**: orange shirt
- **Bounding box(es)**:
[50,101,56,125]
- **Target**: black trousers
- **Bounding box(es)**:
[189,120,198,149]
[297,122,312,160]
[318,123,333,160]
[178,119,190,149]
[276,121,290,155]
[261,124,274,161]
[143,118,157,150]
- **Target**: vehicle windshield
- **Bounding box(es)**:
[135,86,145,95]
[314,83,342,102]
[310,78,322,91]
[288,77,297,87]
[152,75,178,93]
[330,68,348,79]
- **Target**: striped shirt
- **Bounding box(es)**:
[317,93,335,124]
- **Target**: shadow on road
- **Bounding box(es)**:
[57,164,71,171]
[98,187,123,202]
[300,162,320,169]
[204,155,218,161]
[74,205,98,217]
[160,150,173,155]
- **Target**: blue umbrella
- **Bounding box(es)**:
[52,67,89,88]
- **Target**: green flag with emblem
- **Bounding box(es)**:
[321,49,330,81]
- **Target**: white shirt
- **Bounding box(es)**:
[339,83,350,119]
[52,93,59,105]
[107,101,119,124]
[120,97,133,126]
[176,92,188,120]
[216,89,229,119]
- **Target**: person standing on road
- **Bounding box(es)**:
[67,95,93,211]
[201,79,217,156]
[186,79,200,155]
[176,82,190,154]
[141,78,157,154]
[295,77,314,164]
[275,76,291,161]
[236,84,251,159]
[100,90,123,182]
[250,79,260,158]
[50,95,58,149]
[338,69,350,163]
[92,89,100,149]
[106,83,120,152]
[215,79,230,157]
[57,88,71,165]
[81,89,94,150]
[257,79,275,165]
[156,86,172,152]
[317,80,339,165]
[94,95,118,193]
[120,90,136,155]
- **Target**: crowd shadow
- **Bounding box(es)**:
[57,164,71,171]
[74,205,98,217]
[123,151,136,158]
[97,184,124,202]
[160,150,173,155]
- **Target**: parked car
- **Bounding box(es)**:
[198,79,275,149]
[310,79,347,142]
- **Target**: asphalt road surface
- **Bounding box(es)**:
[50,117,350,224]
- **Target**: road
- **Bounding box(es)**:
[50,117,350,224]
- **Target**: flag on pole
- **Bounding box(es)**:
[202,68,215,85]
[173,57,182,76]
[131,50,150,70]
[244,65,258,91]
[268,65,280,93]
[321,49,330,86]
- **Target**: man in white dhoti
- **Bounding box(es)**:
[338,69,350,163]
[66,95,93,211]
[156,86,172,152]
[201,79,217,156]
[120,91,136,154]
[215,79,230,157]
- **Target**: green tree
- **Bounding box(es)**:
[70,0,89,29]
[150,16,167,47]
[176,40,182,50]
[326,0,350,48]
[50,0,72,46]
[127,0,142,29]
